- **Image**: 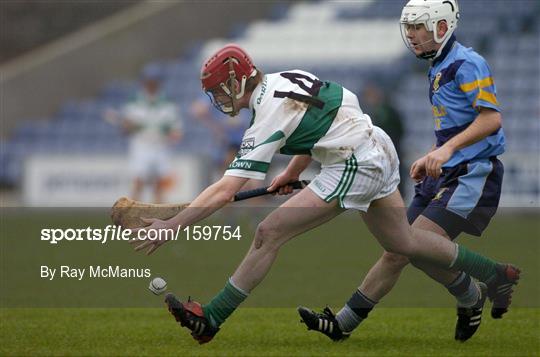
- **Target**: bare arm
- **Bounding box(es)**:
[423,108,502,178]
[170,175,249,227]
[103,109,140,134]
[442,108,501,152]
[132,175,248,254]
[268,155,312,193]
[284,155,312,178]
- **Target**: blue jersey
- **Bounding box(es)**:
[428,36,505,167]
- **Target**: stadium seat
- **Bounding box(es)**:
[3,0,538,204]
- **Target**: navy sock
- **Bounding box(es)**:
[446,272,480,308]
[336,289,377,332]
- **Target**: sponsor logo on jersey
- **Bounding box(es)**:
[432,104,447,129]
[432,104,447,118]
[230,160,253,169]
[313,179,327,193]
[256,76,268,105]
[432,72,442,93]
[238,137,255,157]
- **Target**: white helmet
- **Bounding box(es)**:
[400,0,460,59]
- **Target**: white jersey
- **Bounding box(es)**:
[122,93,182,150]
[226,70,374,180]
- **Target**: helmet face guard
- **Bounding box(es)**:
[201,44,257,116]
[399,21,438,60]
[204,90,234,115]
[204,59,239,115]
[400,0,459,60]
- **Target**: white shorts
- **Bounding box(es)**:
[129,145,172,181]
[308,126,400,211]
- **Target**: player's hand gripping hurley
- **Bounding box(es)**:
[111,180,309,230]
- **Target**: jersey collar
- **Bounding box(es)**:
[432,35,457,66]
[138,91,164,106]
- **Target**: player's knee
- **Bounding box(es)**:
[383,243,414,258]
[381,251,410,269]
[254,221,283,251]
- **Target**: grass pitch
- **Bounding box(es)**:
[1,308,539,356]
[1,209,539,355]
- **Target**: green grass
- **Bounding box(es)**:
[2,210,539,308]
[1,308,539,356]
[1,210,539,355]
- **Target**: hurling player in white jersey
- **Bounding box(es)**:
[112,65,182,203]
[131,44,519,344]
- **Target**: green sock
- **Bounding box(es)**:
[203,279,248,328]
[451,245,498,283]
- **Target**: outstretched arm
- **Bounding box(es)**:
[132,175,249,254]
[171,175,249,226]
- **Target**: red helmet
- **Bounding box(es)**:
[200,44,257,115]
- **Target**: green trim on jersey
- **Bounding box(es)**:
[255,130,285,148]
[280,82,343,155]
[249,108,256,128]
[324,154,357,204]
[228,159,270,173]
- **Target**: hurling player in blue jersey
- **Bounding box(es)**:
[299,0,517,343]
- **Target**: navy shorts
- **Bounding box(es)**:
[407,157,503,239]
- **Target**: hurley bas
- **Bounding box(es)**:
[40,265,151,281]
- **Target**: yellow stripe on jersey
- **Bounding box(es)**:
[460,77,494,92]
[473,89,499,107]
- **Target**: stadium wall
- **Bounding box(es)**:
[0,1,279,138]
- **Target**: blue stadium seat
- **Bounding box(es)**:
[5,0,538,206]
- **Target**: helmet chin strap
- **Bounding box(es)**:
[418,33,452,61]
[415,38,437,60]
[218,58,258,116]
[227,58,239,116]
